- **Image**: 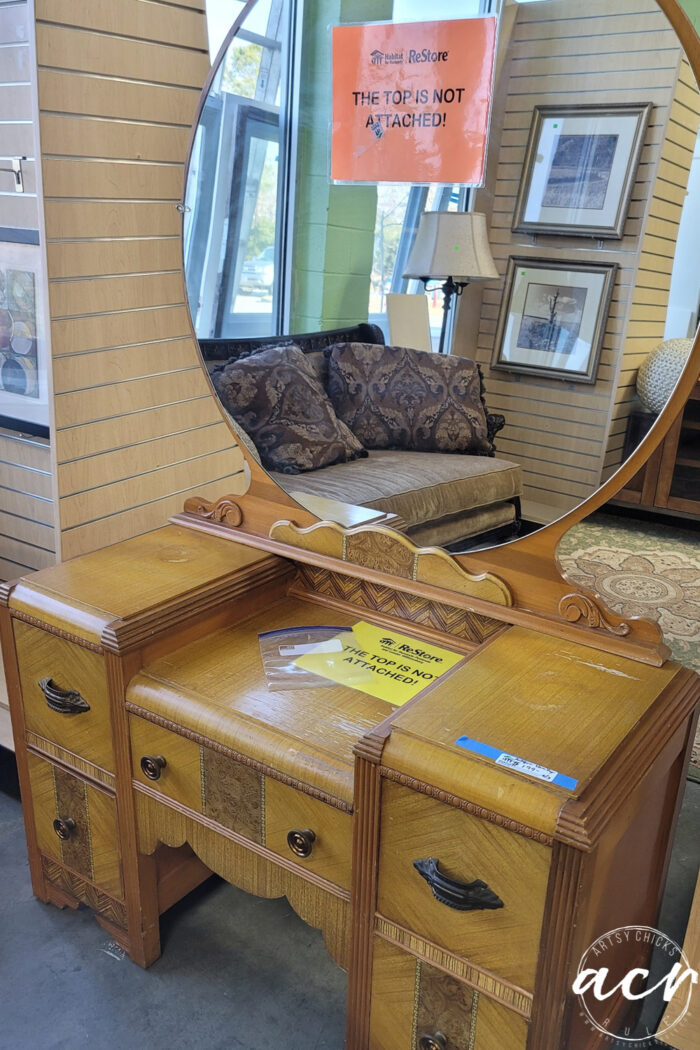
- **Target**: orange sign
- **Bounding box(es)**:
[332,18,497,184]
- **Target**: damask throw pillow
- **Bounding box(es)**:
[211,344,366,474]
[326,342,492,454]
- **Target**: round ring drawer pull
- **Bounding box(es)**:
[53,817,76,841]
[140,754,167,781]
[287,828,316,858]
[419,1033,447,1050]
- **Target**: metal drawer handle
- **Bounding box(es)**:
[419,1034,447,1050]
[38,677,90,715]
[140,755,167,781]
[413,858,504,912]
[53,817,76,841]
[287,828,315,858]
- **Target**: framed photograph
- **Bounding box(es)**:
[512,103,652,239]
[0,241,49,431]
[491,257,617,384]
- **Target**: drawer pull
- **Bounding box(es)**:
[414,857,504,912]
[419,1033,447,1050]
[53,817,76,841]
[140,755,167,781]
[287,828,316,858]
[38,677,90,715]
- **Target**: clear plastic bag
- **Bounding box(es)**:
[258,626,347,690]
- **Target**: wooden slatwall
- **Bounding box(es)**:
[35,0,246,560]
[465,0,690,522]
[0,0,56,586]
[603,55,700,478]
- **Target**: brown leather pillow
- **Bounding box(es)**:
[211,344,366,474]
[326,342,492,454]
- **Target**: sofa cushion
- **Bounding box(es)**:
[271,449,522,530]
[326,342,492,454]
[211,344,366,475]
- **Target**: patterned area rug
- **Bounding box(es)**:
[558,514,700,781]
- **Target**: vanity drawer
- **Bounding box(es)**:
[264,777,352,890]
[376,781,551,991]
[130,716,352,889]
[13,620,114,773]
[27,751,123,899]
[369,938,528,1050]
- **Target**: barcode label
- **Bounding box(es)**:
[454,736,578,790]
[494,753,558,782]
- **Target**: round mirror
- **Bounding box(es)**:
[183,0,700,556]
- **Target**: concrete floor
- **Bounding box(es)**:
[0,746,697,1050]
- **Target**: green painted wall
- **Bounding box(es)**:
[290,0,392,331]
[681,0,700,31]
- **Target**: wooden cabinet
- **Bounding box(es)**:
[1,526,698,1049]
[616,381,700,516]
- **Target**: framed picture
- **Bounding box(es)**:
[491,257,617,384]
[512,103,652,239]
[0,241,49,431]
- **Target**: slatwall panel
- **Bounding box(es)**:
[465,0,688,522]
[34,0,246,560]
[0,0,37,230]
[603,55,700,478]
[0,0,56,598]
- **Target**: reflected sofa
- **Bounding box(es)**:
[199,324,523,548]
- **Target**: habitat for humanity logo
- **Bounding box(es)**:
[573,925,698,1046]
[369,48,404,65]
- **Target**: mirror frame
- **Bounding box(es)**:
[176,0,700,658]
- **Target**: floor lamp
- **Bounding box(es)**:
[403,211,498,354]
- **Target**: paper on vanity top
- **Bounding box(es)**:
[294,620,464,706]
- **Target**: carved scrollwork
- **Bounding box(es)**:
[559,593,631,637]
[344,530,415,578]
[183,494,243,527]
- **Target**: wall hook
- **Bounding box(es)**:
[0,157,26,193]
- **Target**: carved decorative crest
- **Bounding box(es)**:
[559,592,631,637]
[183,494,243,527]
[269,519,513,607]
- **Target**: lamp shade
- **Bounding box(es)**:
[403,211,498,282]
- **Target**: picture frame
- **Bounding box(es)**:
[0,240,49,431]
[491,257,617,384]
[512,103,652,239]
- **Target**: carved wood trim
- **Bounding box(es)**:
[379,768,554,846]
[269,520,513,607]
[41,855,127,929]
[183,494,244,527]
[527,841,586,1049]
[126,704,352,812]
[346,747,387,1050]
[9,610,103,653]
[290,566,504,646]
[375,917,533,1019]
[559,592,631,638]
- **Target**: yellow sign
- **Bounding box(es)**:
[295,621,464,707]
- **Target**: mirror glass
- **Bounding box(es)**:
[184,0,699,553]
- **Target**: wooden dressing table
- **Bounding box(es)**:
[1,514,698,1049]
[2,0,700,1046]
